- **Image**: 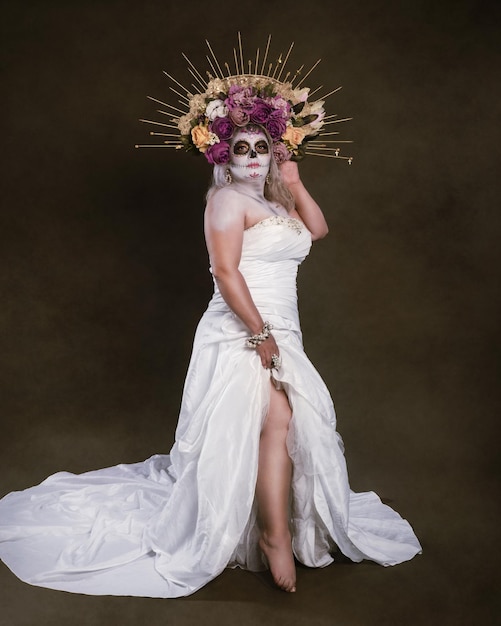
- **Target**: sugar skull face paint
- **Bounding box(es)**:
[228,127,271,184]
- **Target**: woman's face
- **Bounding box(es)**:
[228,126,271,184]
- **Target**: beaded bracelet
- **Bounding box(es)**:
[246,321,273,348]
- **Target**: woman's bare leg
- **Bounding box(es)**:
[256,381,296,592]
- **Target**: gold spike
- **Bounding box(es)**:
[248,59,252,74]
[168,86,190,103]
[206,55,219,80]
[277,41,294,81]
[271,53,282,79]
[324,118,346,126]
[154,111,180,124]
[205,39,224,78]
[305,151,353,161]
[290,64,304,84]
[296,58,321,88]
[283,71,291,83]
[147,95,170,108]
[139,119,180,128]
[182,53,207,89]
[148,103,184,117]
[321,117,353,125]
[238,32,245,75]
[187,66,207,91]
[154,100,187,115]
[317,131,350,137]
[224,62,232,77]
[267,62,273,77]
[309,140,346,144]
[308,141,354,146]
[308,85,323,97]
[163,72,194,97]
[260,35,272,75]
[233,48,239,75]
[316,86,343,100]
[309,146,343,157]
[255,48,260,75]
[149,131,179,138]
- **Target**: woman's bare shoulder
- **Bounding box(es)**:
[207,187,244,209]
[205,188,245,230]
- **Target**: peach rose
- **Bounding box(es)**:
[191,123,211,152]
[282,125,307,149]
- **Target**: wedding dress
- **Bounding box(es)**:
[0,215,421,597]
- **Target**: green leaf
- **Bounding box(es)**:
[300,114,319,125]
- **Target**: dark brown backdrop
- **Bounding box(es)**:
[1,1,499,624]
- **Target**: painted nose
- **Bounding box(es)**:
[249,149,257,158]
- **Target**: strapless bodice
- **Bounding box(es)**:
[206,216,312,328]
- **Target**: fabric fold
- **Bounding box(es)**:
[0,217,421,598]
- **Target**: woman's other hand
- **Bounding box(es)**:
[256,334,280,369]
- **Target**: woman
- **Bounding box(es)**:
[204,123,332,593]
[0,50,422,598]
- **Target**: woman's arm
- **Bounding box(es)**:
[204,189,279,368]
[279,161,329,241]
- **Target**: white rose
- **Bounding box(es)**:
[205,99,228,121]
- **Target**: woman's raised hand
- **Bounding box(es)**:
[279,160,301,187]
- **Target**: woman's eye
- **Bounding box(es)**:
[233,143,249,155]
[256,142,269,154]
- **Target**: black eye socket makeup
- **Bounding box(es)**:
[255,141,269,154]
[233,141,250,155]
[233,140,269,156]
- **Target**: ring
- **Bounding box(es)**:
[271,354,281,370]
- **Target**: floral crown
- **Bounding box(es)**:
[136,34,353,166]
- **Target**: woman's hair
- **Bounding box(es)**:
[206,126,295,212]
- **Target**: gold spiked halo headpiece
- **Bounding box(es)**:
[136,33,353,166]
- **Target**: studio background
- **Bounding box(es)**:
[1,1,499,624]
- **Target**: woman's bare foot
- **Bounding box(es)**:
[259,532,296,593]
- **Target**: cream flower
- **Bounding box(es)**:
[205,78,228,98]
[205,99,228,121]
[189,94,206,115]
[178,114,193,135]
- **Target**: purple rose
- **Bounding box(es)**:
[226,85,255,110]
[272,141,292,165]
[229,107,251,127]
[210,116,235,141]
[250,99,273,125]
[205,141,230,165]
[266,111,287,141]
[269,95,291,117]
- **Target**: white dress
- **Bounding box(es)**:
[0,216,421,597]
